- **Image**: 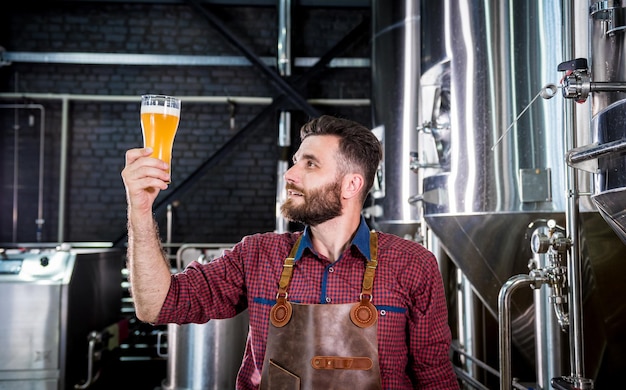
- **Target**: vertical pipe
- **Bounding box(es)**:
[36,105,45,242]
[457,270,479,380]
[532,226,564,390]
[498,274,534,390]
[562,0,586,381]
[12,106,19,242]
[276,116,290,234]
[276,0,292,234]
[1,104,45,242]
[277,0,292,78]
[166,203,173,257]
[58,96,70,243]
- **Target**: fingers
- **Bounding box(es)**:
[122,148,171,208]
[123,148,169,180]
[125,147,154,165]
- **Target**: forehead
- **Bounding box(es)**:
[296,134,340,159]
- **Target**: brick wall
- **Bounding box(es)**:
[0,2,371,244]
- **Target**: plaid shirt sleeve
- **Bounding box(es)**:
[156,238,251,324]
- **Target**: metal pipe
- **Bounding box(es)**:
[451,343,500,379]
[562,0,586,380]
[589,81,626,92]
[278,0,292,78]
[561,0,590,384]
[498,274,534,390]
[12,105,19,242]
[58,96,70,243]
[36,105,45,242]
[457,269,480,381]
[1,51,369,69]
[166,203,173,257]
[531,227,564,390]
[0,92,367,106]
[1,103,46,242]
[175,243,234,272]
[567,139,626,166]
[276,0,292,234]
[565,152,585,380]
[0,93,273,104]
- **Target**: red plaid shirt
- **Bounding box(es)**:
[157,218,459,389]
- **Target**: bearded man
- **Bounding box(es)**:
[122,115,459,389]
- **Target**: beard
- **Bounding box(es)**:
[280,180,343,226]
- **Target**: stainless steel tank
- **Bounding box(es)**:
[370,0,421,237]
[416,0,626,385]
[160,245,249,390]
[588,0,626,244]
[161,314,249,390]
[426,0,569,331]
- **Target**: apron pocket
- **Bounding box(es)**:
[268,359,301,390]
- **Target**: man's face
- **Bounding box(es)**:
[280,135,344,226]
[281,179,342,226]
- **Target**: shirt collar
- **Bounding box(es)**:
[294,216,372,261]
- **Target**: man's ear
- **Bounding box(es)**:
[343,173,365,200]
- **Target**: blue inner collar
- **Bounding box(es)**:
[294,215,372,261]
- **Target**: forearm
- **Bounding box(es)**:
[127,208,172,323]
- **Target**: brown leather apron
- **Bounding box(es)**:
[260,233,382,390]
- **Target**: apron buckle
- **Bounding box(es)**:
[270,295,293,327]
[350,295,378,328]
[311,356,374,370]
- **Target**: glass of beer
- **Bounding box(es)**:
[140,94,181,182]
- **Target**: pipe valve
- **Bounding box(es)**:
[558,58,591,102]
[558,57,626,102]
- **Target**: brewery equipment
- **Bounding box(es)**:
[371,0,626,388]
[0,244,122,390]
[159,244,249,390]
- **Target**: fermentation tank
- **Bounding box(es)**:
[371,0,626,387]
[585,0,626,245]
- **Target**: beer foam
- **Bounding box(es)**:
[141,104,180,117]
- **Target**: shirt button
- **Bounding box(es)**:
[328,267,334,273]
[380,310,386,316]
[325,297,332,303]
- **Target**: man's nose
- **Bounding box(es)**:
[284,163,298,183]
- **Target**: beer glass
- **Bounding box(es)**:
[140,94,181,182]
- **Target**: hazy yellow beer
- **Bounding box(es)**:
[140,95,181,181]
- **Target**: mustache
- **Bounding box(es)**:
[285,183,305,194]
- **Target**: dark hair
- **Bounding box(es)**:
[300,115,383,203]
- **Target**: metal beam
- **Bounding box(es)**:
[49,0,369,6]
[184,0,319,117]
[0,51,369,68]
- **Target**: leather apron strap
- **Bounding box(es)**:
[261,232,382,390]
